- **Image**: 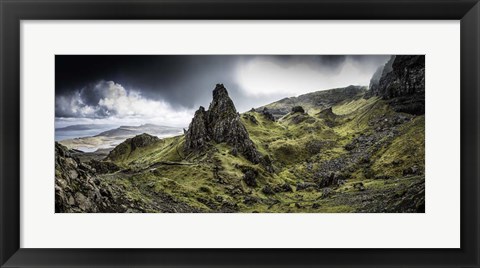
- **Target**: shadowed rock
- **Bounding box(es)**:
[369,55,425,115]
[184,106,210,150]
[317,107,337,127]
[55,142,115,212]
[184,84,260,163]
[261,107,275,121]
[291,106,305,114]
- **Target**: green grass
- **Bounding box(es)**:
[93,93,424,213]
[371,115,425,177]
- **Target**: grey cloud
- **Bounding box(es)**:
[56,55,391,119]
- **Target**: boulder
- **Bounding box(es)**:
[353,182,366,191]
[403,166,421,176]
[88,159,120,174]
[319,172,339,188]
[273,183,293,193]
[243,169,258,187]
[261,185,275,195]
[291,106,305,114]
[261,108,275,121]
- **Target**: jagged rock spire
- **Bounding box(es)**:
[184,106,210,150]
[184,84,260,163]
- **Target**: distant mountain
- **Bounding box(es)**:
[95,124,182,138]
[55,124,119,141]
[106,133,161,162]
[256,85,366,119]
[55,124,116,131]
[58,124,184,152]
[56,58,425,213]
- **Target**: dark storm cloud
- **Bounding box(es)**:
[56,55,241,110]
[252,55,347,74]
[55,55,391,121]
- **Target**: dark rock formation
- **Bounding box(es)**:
[369,55,425,115]
[306,140,323,155]
[291,106,305,114]
[317,107,337,127]
[129,133,160,149]
[240,166,258,187]
[387,180,425,212]
[88,159,120,174]
[55,142,115,212]
[296,182,317,191]
[273,183,293,193]
[368,66,384,93]
[403,165,421,176]
[243,113,258,124]
[261,107,275,121]
[353,182,366,191]
[184,84,260,163]
[259,154,274,173]
[184,107,210,150]
[318,172,340,188]
[261,185,275,195]
[243,169,258,187]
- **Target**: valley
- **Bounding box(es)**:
[55,55,425,213]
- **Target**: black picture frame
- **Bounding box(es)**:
[1,0,479,267]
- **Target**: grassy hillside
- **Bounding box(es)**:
[89,88,424,213]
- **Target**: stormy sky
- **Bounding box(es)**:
[55,55,390,128]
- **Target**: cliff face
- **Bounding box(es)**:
[369,56,396,94]
[184,107,210,150]
[55,142,114,212]
[369,55,425,115]
[185,84,260,163]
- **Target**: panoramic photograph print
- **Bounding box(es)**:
[55,55,425,213]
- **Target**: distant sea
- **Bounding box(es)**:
[55,126,116,141]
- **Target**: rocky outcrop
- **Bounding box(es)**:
[317,107,337,127]
[106,133,159,161]
[184,107,210,150]
[88,159,120,174]
[55,142,114,212]
[184,84,260,163]
[369,55,425,115]
[261,108,275,121]
[291,106,305,114]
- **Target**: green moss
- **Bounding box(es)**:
[89,91,424,213]
[371,116,425,177]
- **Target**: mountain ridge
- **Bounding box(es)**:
[58,123,183,152]
[256,85,367,119]
[55,55,425,213]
